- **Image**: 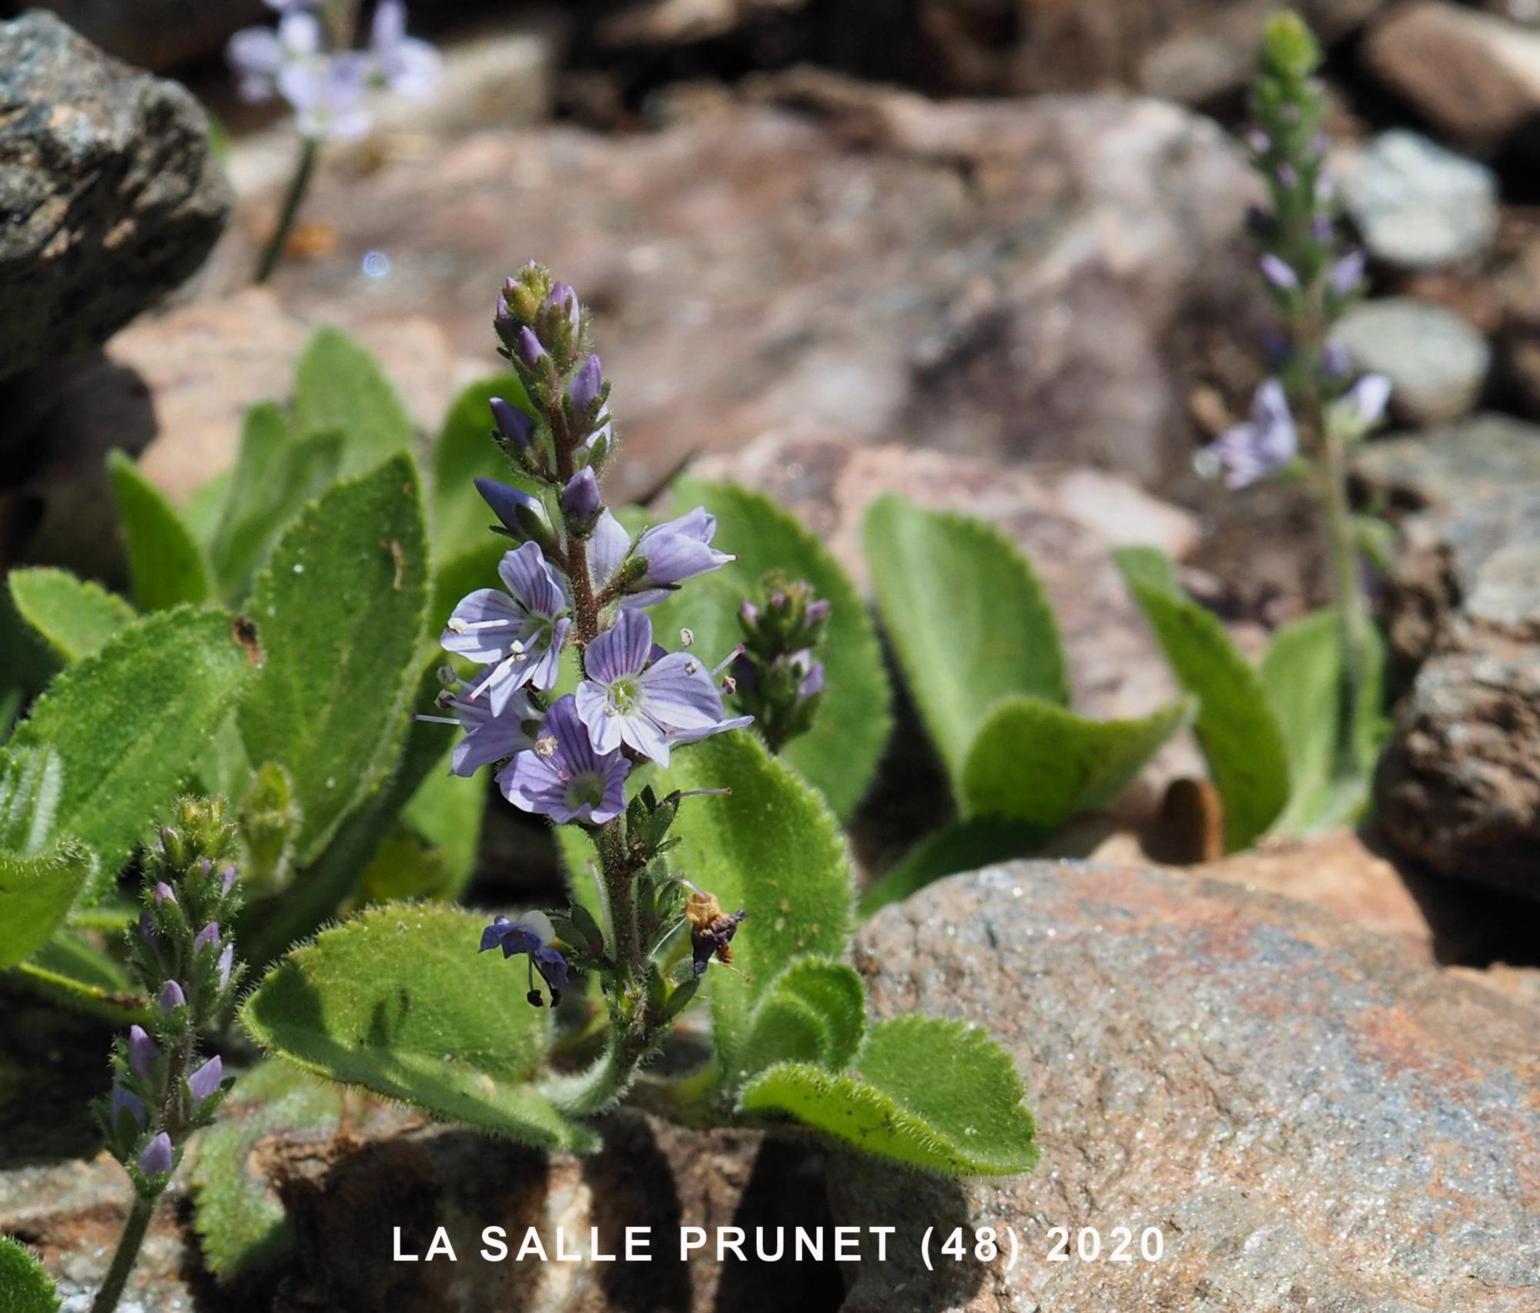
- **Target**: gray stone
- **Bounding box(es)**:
[1333,298,1490,425]
[0,12,230,384]
[1337,130,1499,271]
[1353,412,1540,510]
[838,860,1540,1313]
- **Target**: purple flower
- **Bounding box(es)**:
[497,695,629,824]
[139,1132,174,1179]
[474,476,548,541]
[194,922,221,953]
[227,11,321,102]
[1202,379,1298,489]
[489,398,536,454]
[282,54,372,142]
[794,651,825,701]
[1260,253,1299,292]
[218,864,238,897]
[1338,373,1392,430]
[545,283,581,334]
[158,981,186,1015]
[429,677,537,776]
[110,1086,146,1130]
[187,1056,224,1104]
[559,468,602,529]
[1330,250,1366,297]
[479,910,569,1006]
[633,508,734,590]
[152,882,176,907]
[575,611,746,765]
[569,354,603,412]
[129,1026,159,1080]
[217,943,235,992]
[442,542,573,705]
[366,0,440,101]
[515,327,548,368]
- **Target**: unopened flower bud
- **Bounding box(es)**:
[218,942,235,991]
[139,1132,173,1178]
[568,353,602,412]
[545,282,581,333]
[559,468,602,531]
[219,865,238,897]
[1260,253,1299,292]
[110,1085,146,1130]
[187,1055,223,1104]
[152,882,176,907]
[515,327,547,368]
[489,397,535,453]
[158,980,186,1015]
[129,1025,159,1079]
[194,922,220,953]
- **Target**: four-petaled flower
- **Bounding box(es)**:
[436,676,538,777]
[442,542,573,707]
[497,695,629,824]
[366,0,440,101]
[480,911,570,1006]
[1202,378,1298,489]
[575,611,748,765]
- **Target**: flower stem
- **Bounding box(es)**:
[1319,419,1370,772]
[90,1193,157,1313]
[254,136,319,286]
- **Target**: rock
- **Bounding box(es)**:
[5,288,467,582]
[1363,0,1540,156]
[0,12,231,385]
[1337,130,1499,271]
[838,859,1540,1313]
[1333,298,1490,424]
[1376,648,1540,896]
[13,0,266,71]
[1353,412,1540,511]
[208,74,1263,501]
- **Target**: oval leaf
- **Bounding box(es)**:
[107,450,214,611]
[650,479,893,820]
[734,958,866,1087]
[739,1015,1038,1176]
[1114,547,1290,852]
[241,902,594,1150]
[8,568,134,663]
[10,607,256,876]
[863,495,1067,790]
[0,841,99,970]
[238,454,429,865]
[961,695,1194,828]
[294,328,417,475]
[0,1236,60,1313]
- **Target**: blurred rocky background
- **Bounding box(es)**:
[2,1,1539,1310]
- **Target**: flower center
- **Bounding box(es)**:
[565,771,605,811]
[607,676,641,715]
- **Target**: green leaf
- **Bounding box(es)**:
[960,695,1193,828]
[0,841,100,969]
[241,903,594,1150]
[656,732,853,1069]
[107,450,214,611]
[649,480,892,819]
[0,743,63,856]
[429,375,537,556]
[397,754,486,900]
[1260,609,1385,835]
[9,931,149,1024]
[1115,547,1290,852]
[739,1015,1038,1176]
[0,1236,60,1313]
[857,818,1044,920]
[293,328,417,476]
[239,454,429,865]
[8,568,134,663]
[733,958,865,1087]
[30,928,133,992]
[11,607,255,876]
[187,1059,343,1280]
[863,495,1067,789]
[209,404,344,602]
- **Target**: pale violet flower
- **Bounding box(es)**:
[586,507,735,606]
[367,0,441,100]
[1201,379,1298,489]
[1328,372,1392,437]
[497,695,629,825]
[425,675,538,777]
[227,11,321,102]
[575,610,748,765]
[479,910,569,1005]
[441,542,573,707]
[283,55,372,142]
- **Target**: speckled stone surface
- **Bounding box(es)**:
[0,11,229,382]
[837,860,1540,1312]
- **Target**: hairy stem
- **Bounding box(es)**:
[90,1194,157,1313]
[254,137,318,286]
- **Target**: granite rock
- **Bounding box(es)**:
[838,859,1540,1313]
[0,11,230,383]
[1332,298,1490,425]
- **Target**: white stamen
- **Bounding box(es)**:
[447,617,468,634]
[414,714,462,726]
[461,618,518,632]
[712,645,744,678]
[680,627,695,647]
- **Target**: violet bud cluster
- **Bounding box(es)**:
[1202,12,1390,489]
[101,797,243,1198]
[227,0,439,142]
[729,574,829,754]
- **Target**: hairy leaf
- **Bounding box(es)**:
[239,455,429,865]
[1115,547,1290,851]
[209,404,344,601]
[733,958,865,1087]
[187,1059,343,1280]
[293,328,417,475]
[241,903,594,1149]
[107,450,214,611]
[657,732,853,1069]
[961,695,1193,828]
[11,607,255,876]
[8,568,134,663]
[650,480,893,819]
[0,743,62,856]
[0,841,99,970]
[863,495,1067,789]
[739,1015,1038,1176]
[0,1236,59,1313]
